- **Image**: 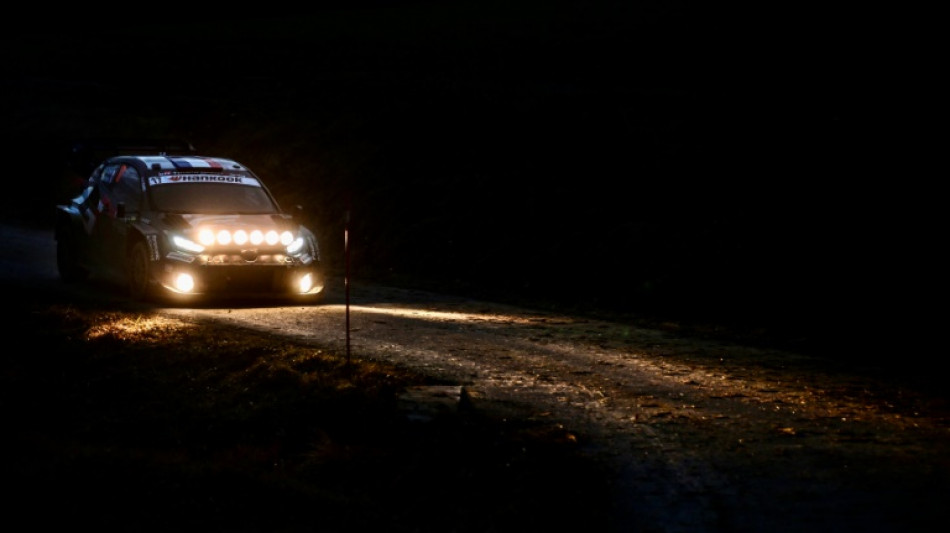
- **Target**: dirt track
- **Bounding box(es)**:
[165,281,950,532]
[5,222,949,532]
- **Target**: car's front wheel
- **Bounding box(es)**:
[128,241,153,301]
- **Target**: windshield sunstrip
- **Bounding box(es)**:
[148,174,263,187]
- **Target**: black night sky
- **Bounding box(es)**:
[1,2,930,357]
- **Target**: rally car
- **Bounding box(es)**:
[54,154,326,304]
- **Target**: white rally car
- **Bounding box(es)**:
[55,153,325,304]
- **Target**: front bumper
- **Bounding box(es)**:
[155,251,325,299]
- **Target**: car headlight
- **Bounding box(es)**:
[280,230,295,246]
[171,234,204,253]
[197,228,216,246]
[297,272,314,293]
[286,235,306,255]
[192,228,299,250]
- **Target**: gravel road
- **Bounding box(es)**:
[6,222,949,532]
[167,282,949,532]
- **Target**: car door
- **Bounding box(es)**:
[93,162,143,279]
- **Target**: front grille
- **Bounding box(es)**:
[200,253,292,265]
[196,265,291,293]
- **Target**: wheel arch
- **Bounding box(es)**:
[125,223,161,301]
[54,205,80,241]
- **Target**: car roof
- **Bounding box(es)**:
[108,155,252,174]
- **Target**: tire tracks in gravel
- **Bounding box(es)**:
[6,224,946,531]
[165,282,950,533]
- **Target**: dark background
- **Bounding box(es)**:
[0,2,929,358]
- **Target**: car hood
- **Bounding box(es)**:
[165,213,296,233]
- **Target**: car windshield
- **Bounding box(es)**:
[149,181,280,214]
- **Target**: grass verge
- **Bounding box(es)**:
[2,297,615,532]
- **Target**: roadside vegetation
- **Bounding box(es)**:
[3,294,615,531]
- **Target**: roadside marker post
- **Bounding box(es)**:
[345,208,351,364]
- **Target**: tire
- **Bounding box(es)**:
[56,233,88,283]
[127,241,153,301]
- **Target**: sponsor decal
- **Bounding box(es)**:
[146,234,160,261]
[139,156,244,171]
[169,156,225,169]
[148,174,261,187]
